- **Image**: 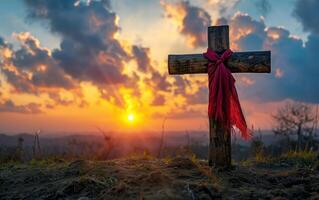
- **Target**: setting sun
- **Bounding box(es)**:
[127,114,134,122]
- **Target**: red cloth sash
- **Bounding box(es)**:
[203,48,250,139]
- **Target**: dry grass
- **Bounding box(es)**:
[2,153,319,199]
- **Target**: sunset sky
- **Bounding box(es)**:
[0,0,318,134]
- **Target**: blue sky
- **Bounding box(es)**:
[237,0,307,39]
[0,0,60,49]
[0,0,308,50]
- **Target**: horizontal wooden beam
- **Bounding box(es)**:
[168,51,271,74]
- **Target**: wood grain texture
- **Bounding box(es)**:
[208,25,229,52]
[208,118,231,167]
[168,51,271,74]
[208,26,232,168]
[167,25,271,168]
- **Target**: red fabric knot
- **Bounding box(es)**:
[203,48,251,139]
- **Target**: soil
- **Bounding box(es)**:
[1,157,319,200]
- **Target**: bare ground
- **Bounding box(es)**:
[1,156,319,200]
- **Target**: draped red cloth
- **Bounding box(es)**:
[203,48,250,139]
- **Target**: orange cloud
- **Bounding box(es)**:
[161,0,211,47]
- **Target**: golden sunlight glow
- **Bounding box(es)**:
[267,31,280,40]
[127,113,134,122]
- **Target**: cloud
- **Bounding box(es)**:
[12,32,51,70]
[227,13,319,103]
[1,68,36,94]
[131,44,172,93]
[1,0,318,124]
[1,32,75,94]
[215,11,319,103]
[171,76,208,106]
[186,86,208,104]
[227,12,266,51]
[161,0,211,47]
[0,100,42,114]
[205,0,240,17]
[0,37,12,60]
[152,94,165,106]
[0,0,174,111]
[47,92,74,107]
[24,0,129,85]
[173,76,190,95]
[132,45,152,73]
[15,0,173,110]
[161,1,319,104]
[294,0,319,35]
[145,71,171,92]
[161,1,265,50]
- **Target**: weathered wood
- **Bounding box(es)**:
[208,25,229,53]
[209,119,231,167]
[168,51,271,74]
[207,26,232,168]
[167,25,271,169]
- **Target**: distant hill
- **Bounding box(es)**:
[0,130,290,148]
[0,130,308,161]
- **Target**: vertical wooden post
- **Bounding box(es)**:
[168,25,270,167]
[207,26,232,168]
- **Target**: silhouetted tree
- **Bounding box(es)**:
[15,136,24,161]
[158,117,167,158]
[33,130,41,159]
[96,127,114,159]
[273,102,315,150]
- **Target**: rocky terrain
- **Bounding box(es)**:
[1,155,319,200]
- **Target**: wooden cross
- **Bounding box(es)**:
[168,25,271,168]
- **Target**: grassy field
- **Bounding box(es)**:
[1,151,319,200]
